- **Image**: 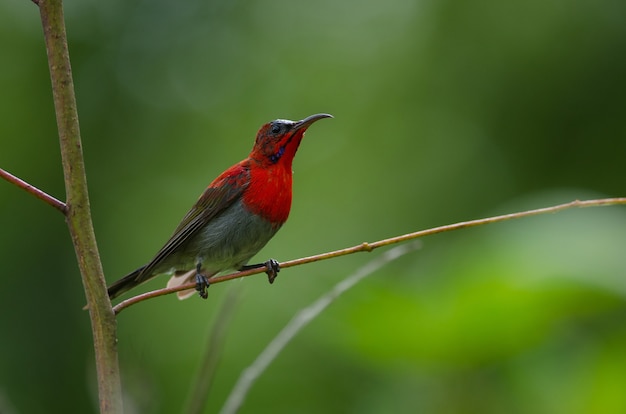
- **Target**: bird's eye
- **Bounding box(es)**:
[271,123,281,134]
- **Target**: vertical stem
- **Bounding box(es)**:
[38,0,122,412]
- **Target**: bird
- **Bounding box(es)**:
[107,113,332,300]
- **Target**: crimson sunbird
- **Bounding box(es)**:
[107,113,332,300]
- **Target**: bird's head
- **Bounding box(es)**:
[250,113,332,167]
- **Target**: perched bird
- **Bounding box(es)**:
[108,113,332,300]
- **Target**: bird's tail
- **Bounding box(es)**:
[107,266,146,300]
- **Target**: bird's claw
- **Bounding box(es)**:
[265,259,280,284]
[238,259,280,284]
[195,273,210,299]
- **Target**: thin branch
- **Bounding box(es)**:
[112,197,626,315]
[38,0,122,412]
[219,242,421,414]
[185,288,241,414]
[0,167,66,213]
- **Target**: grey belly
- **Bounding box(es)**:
[164,199,280,273]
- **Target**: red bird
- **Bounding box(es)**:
[108,113,332,300]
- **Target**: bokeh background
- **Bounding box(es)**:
[1,0,626,412]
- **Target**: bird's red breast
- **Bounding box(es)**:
[242,160,293,227]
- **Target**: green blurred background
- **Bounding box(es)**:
[1,0,626,412]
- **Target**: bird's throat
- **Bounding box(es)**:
[242,163,293,226]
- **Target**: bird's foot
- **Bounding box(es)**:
[195,273,210,299]
[264,259,280,284]
[239,259,281,284]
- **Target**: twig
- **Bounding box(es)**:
[0,167,66,213]
[112,197,626,315]
[185,288,241,414]
[219,242,421,414]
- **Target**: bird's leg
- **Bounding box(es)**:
[194,262,210,299]
[264,259,281,283]
[239,259,281,284]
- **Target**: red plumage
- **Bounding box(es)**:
[244,160,293,226]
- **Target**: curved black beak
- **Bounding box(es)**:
[293,113,333,131]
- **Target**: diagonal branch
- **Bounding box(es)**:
[0,167,66,213]
[219,242,421,414]
[112,197,626,315]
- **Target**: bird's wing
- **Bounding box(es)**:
[137,162,250,282]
